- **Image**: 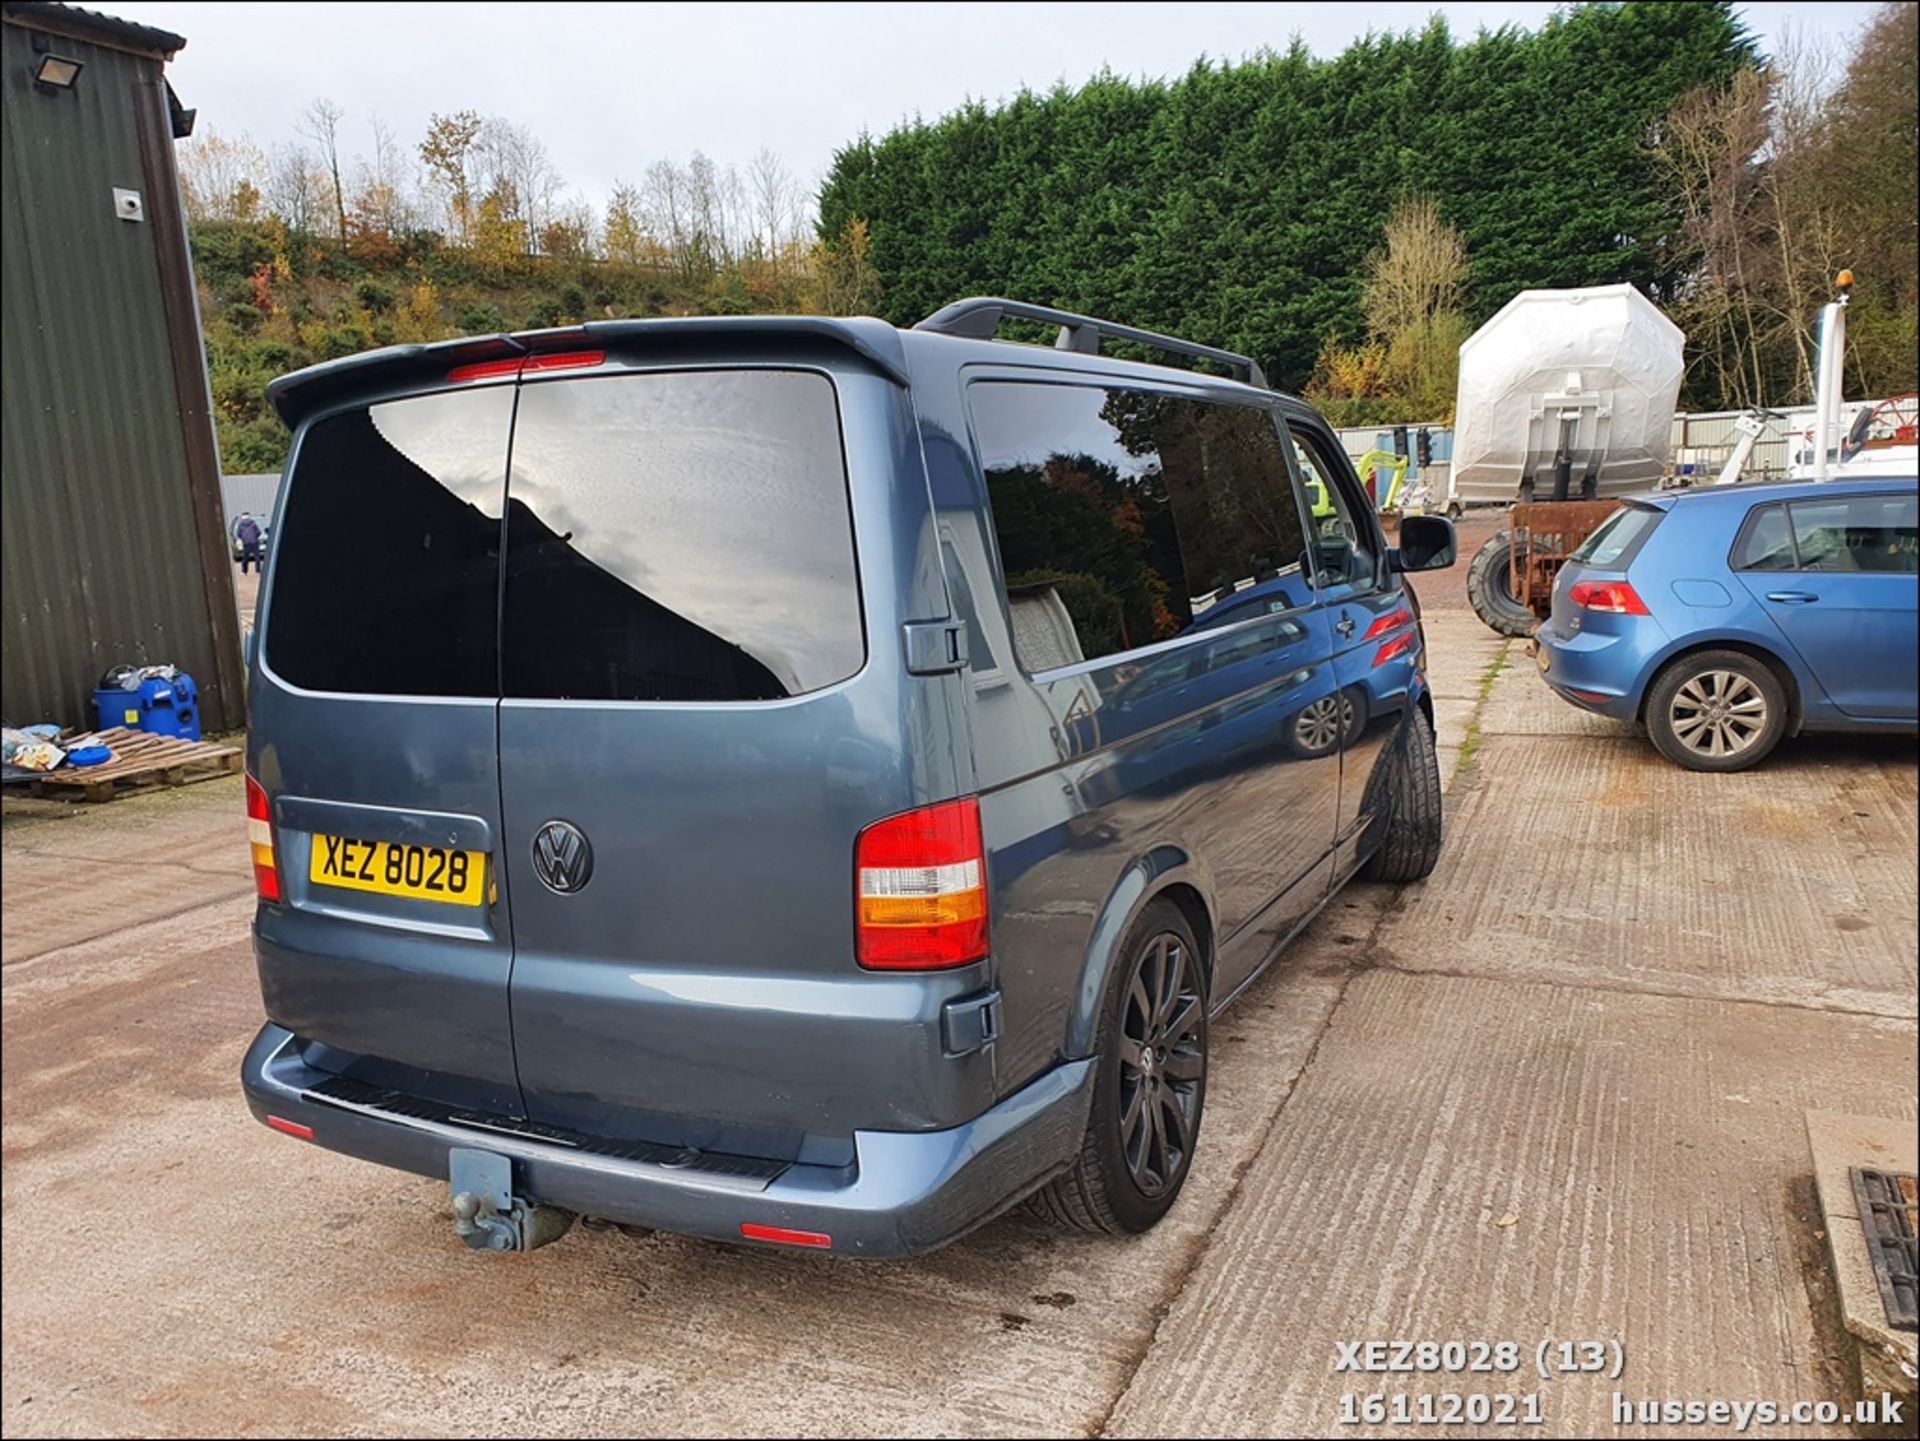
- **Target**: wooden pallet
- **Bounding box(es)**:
[30,727,242,803]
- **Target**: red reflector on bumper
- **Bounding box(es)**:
[265,1114,313,1140]
[740,1222,831,1249]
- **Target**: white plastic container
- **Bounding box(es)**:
[1451,285,1684,504]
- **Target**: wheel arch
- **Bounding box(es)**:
[1637,636,1806,735]
[1062,848,1216,1061]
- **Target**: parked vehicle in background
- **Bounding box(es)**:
[1529,476,1918,771]
[240,299,1457,1259]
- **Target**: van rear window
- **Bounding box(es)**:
[267,387,511,697]
[500,369,863,702]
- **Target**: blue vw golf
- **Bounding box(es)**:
[1531,477,1918,771]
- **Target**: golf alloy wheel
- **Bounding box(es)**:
[1292,692,1354,755]
[1117,932,1206,1198]
[1668,669,1768,761]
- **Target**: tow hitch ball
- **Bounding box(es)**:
[449,1147,575,1253]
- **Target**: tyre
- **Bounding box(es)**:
[1643,650,1787,772]
[1466,530,1537,637]
[1034,901,1208,1235]
[1360,709,1443,882]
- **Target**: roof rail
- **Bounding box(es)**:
[914,297,1267,389]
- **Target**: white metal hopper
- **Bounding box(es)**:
[1451,284,1684,504]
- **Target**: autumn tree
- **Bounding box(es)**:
[263,142,326,233]
[177,127,265,222]
[808,216,882,316]
[602,180,651,265]
[298,97,348,242]
[1307,196,1470,424]
[1655,5,1918,407]
[419,110,484,241]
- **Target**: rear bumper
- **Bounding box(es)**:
[241,1023,1092,1258]
[1529,622,1653,721]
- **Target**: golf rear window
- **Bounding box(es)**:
[1572,503,1662,567]
[267,386,511,697]
[499,369,864,702]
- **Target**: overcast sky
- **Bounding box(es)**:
[112,1,1884,211]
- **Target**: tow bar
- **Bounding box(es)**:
[448,1147,575,1252]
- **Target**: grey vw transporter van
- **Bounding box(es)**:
[241,299,1457,1257]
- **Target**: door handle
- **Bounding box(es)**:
[1765,591,1819,604]
[1335,615,1357,639]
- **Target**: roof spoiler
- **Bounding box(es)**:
[264,315,912,428]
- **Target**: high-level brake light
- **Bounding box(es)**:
[446,349,605,383]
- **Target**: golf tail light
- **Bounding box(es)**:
[246,773,280,901]
[1372,631,1417,667]
[1361,606,1413,642]
[855,797,988,970]
[1568,579,1650,615]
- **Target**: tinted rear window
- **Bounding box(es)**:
[501,369,863,701]
[267,387,511,696]
[1572,504,1662,566]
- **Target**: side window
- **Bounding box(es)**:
[1787,495,1919,574]
[1732,504,1796,571]
[1286,425,1378,592]
[969,381,1310,673]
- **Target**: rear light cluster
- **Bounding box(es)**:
[1361,606,1414,642]
[854,797,989,970]
[246,773,280,901]
[1367,605,1419,668]
[446,349,605,383]
[1568,579,1650,615]
[1372,631,1417,667]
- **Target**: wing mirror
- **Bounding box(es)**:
[1390,515,1457,573]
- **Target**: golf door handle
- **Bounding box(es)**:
[1335,615,1356,638]
[1765,591,1818,604]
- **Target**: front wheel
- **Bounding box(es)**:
[1360,710,1443,881]
[1644,650,1787,771]
[1034,901,1208,1235]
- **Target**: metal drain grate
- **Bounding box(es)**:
[1849,1168,1918,1331]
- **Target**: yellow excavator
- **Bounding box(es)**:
[1306,447,1410,518]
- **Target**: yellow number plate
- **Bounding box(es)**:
[309,834,485,906]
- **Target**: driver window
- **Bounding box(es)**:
[1286,426,1379,593]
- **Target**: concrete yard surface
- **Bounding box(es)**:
[3,610,1915,1438]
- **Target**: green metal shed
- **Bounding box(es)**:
[2,1,244,731]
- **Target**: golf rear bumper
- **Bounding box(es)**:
[242,1022,1092,1258]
